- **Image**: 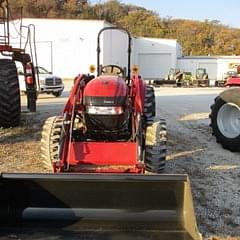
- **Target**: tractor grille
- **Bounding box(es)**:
[45,77,62,86]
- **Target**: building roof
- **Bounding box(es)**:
[179,55,240,60]
[22,18,107,24]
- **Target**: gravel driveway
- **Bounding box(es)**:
[155,87,240,239]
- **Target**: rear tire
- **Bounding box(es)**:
[145,119,167,173]
[144,86,156,125]
[0,59,20,127]
[210,96,240,152]
[41,116,63,171]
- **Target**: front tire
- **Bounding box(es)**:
[210,96,240,152]
[0,59,20,127]
[145,119,167,173]
[41,116,63,171]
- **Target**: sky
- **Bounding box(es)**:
[90,0,240,28]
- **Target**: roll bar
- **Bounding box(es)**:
[97,27,132,83]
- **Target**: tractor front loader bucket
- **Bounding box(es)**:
[0,173,202,240]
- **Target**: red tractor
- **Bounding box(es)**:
[41,27,166,174]
[0,27,201,240]
[0,0,38,127]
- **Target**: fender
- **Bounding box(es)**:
[219,87,240,106]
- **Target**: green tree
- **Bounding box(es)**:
[6,0,240,56]
[118,10,163,37]
[63,0,88,18]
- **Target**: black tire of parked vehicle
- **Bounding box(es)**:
[0,59,21,128]
[52,91,63,97]
[210,95,240,152]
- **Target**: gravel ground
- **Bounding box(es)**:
[155,87,240,239]
[0,85,239,239]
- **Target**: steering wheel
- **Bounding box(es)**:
[101,65,125,77]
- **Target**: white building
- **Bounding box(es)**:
[135,37,182,79]
[10,18,239,81]
[10,18,181,78]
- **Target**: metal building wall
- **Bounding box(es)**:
[9,18,180,79]
[133,37,181,79]
[10,19,109,78]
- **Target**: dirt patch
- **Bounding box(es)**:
[0,108,60,173]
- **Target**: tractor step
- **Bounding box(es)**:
[67,142,140,173]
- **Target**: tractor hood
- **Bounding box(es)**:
[83,75,128,106]
[84,75,127,97]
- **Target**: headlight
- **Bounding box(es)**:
[86,106,123,115]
